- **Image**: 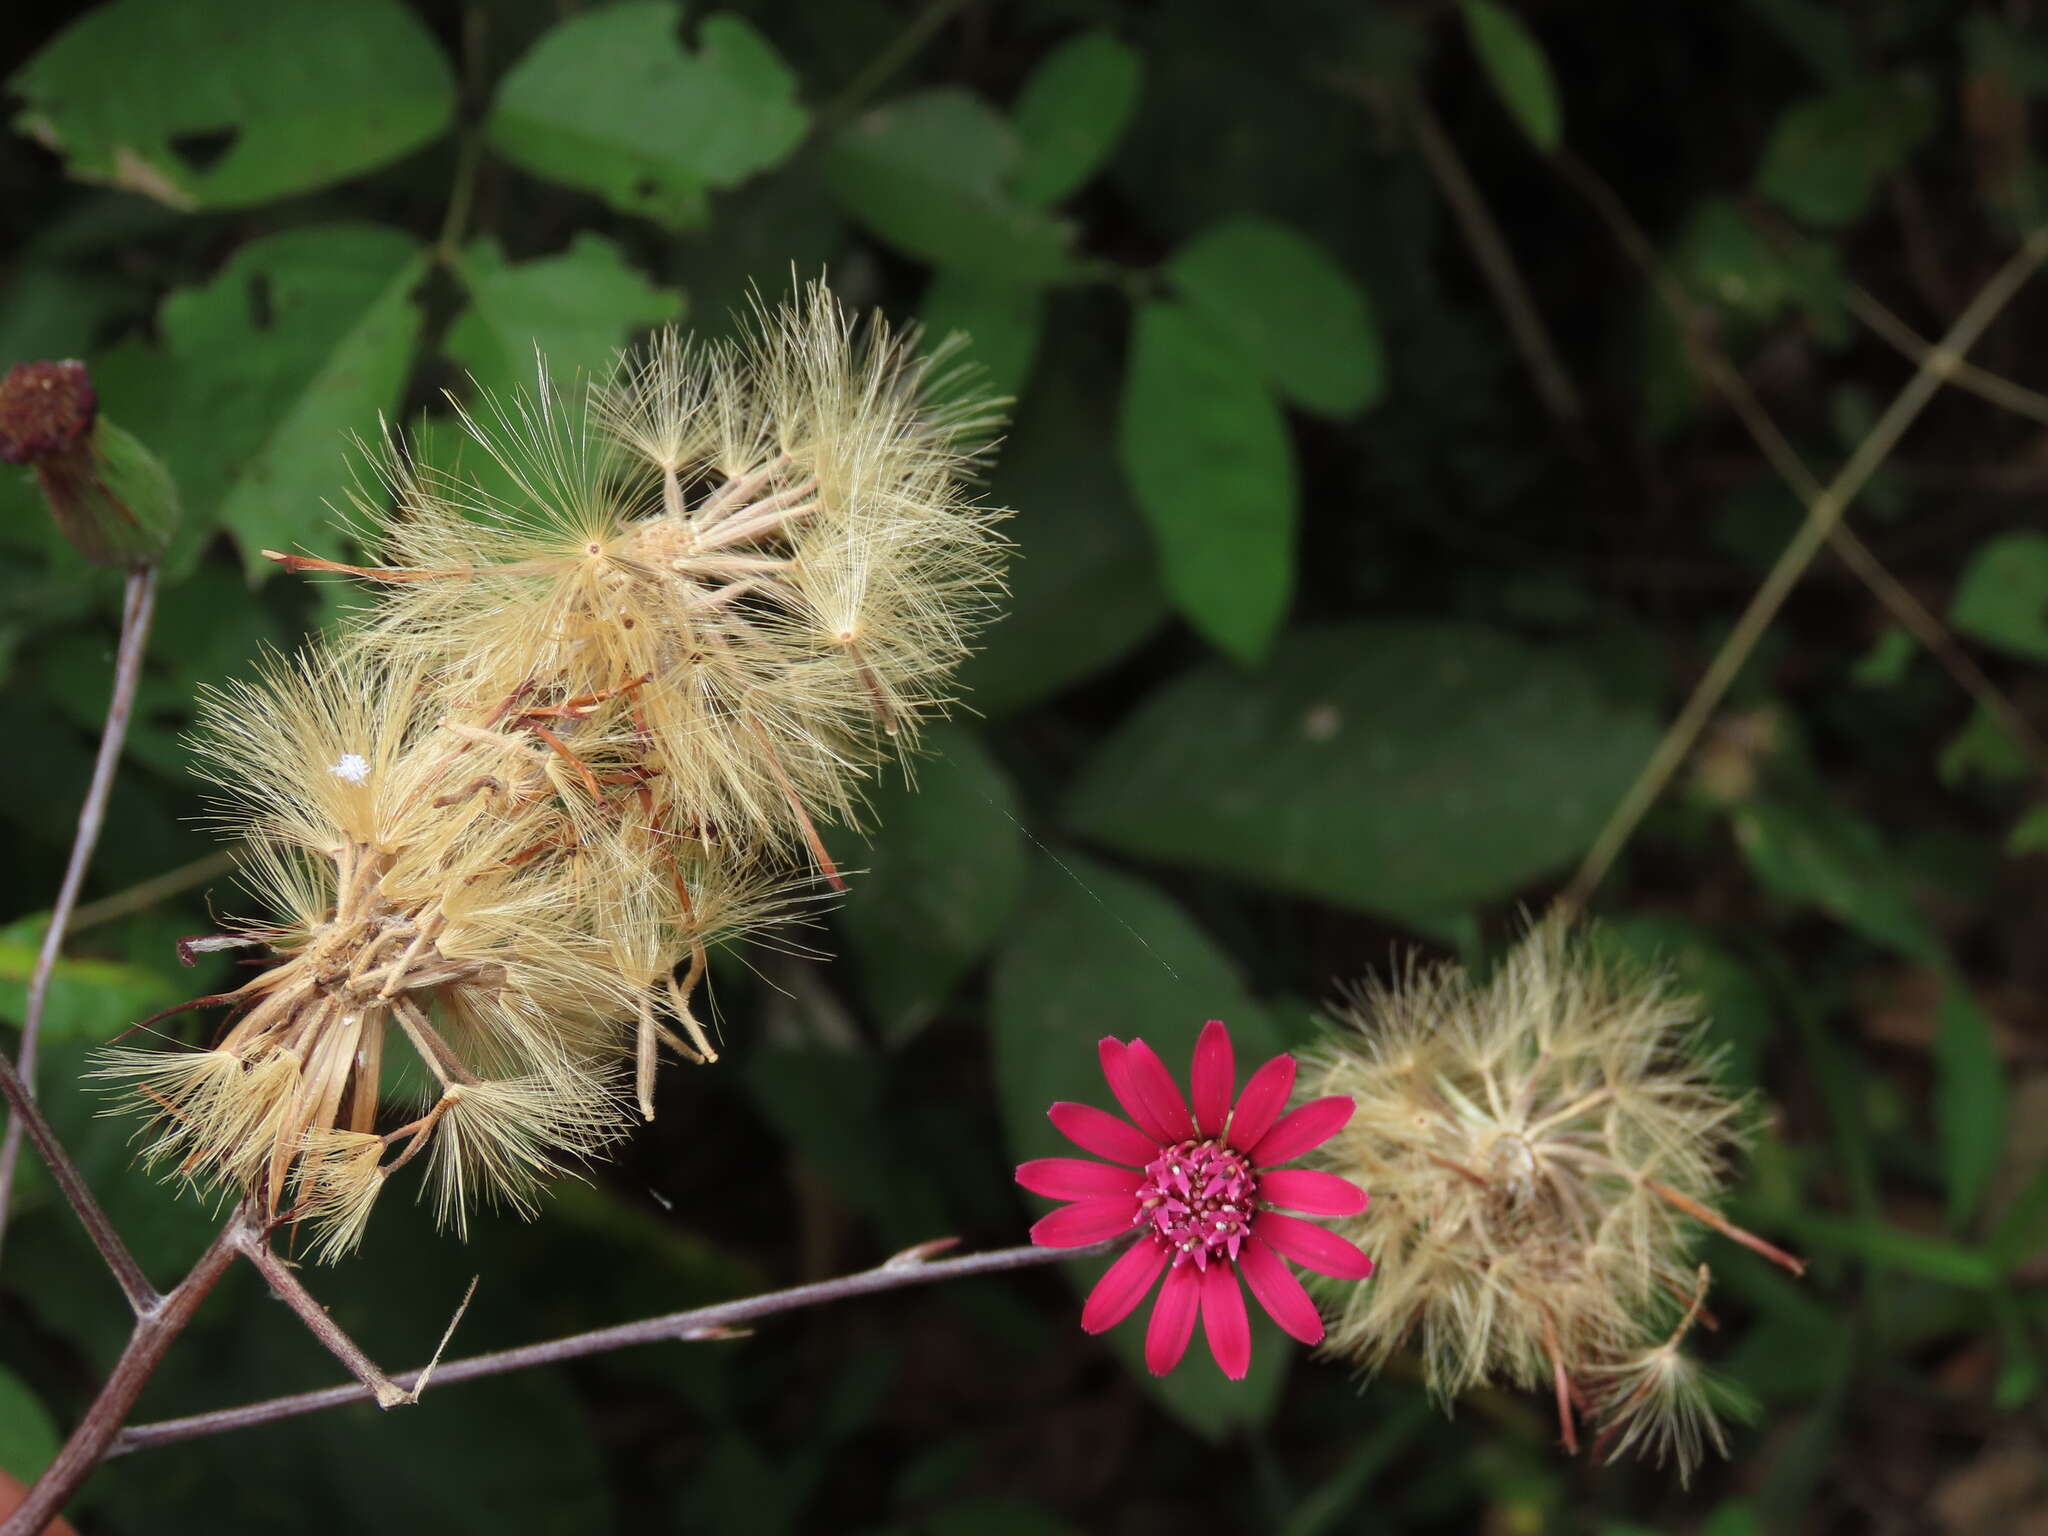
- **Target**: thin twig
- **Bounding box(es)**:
[0,1214,243,1536]
[1558,157,2048,783]
[1847,284,2048,424]
[237,1230,413,1408]
[1561,194,2048,905]
[819,0,970,129]
[66,847,240,936]
[0,567,160,1310]
[110,1236,1113,1456]
[1407,94,1585,427]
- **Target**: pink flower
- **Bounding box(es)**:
[1016,1020,1374,1380]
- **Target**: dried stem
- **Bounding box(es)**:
[110,1236,1112,1456]
[0,566,160,1309]
[1562,214,2048,906]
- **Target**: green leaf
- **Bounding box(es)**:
[990,852,1287,1438]
[10,0,454,211]
[957,318,1167,715]
[824,89,1076,283]
[1165,218,1384,419]
[1852,625,1915,687]
[919,270,1046,404]
[1939,702,2029,788]
[1951,530,2048,663]
[1010,30,1143,205]
[1063,624,1661,925]
[832,723,1026,1045]
[1461,1,1563,151]
[1935,982,2007,1226]
[1755,78,1936,228]
[1787,1211,1999,1288]
[446,233,684,401]
[1117,300,1297,663]
[1732,798,1942,964]
[1672,197,1847,340]
[90,224,428,579]
[2009,804,2048,856]
[488,3,807,230]
[0,1365,58,1482]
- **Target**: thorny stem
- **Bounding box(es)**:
[1562,217,2048,907]
[110,1236,1114,1457]
[0,1214,242,1536]
[0,566,160,1306]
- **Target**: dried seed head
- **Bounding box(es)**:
[1303,916,1792,1481]
[331,280,1007,858]
[101,283,1007,1258]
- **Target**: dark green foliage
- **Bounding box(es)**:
[1,0,2044,1531]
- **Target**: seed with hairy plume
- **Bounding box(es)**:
[1300,918,1802,1483]
[97,286,1007,1257]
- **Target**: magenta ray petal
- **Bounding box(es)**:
[1082,1238,1169,1334]
[1030,1197,1139,1248]
[1048,1101,1160,1166]
[1225,1054,1297,1152]
[1016,1157,1144,1201]
[1199,1261,1252,1380]
[1190,1020,1235,1139]
[1098,1038,1174,1143]
[1238,1237,1325,1345]
[1123,1039,1197,1141]
[1253,1210,1375,1279]
[1145,1262,1202,1375]
[1248,1095,1357,1167]
[1258,1168,1370,1216]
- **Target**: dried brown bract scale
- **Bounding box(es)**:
[275,283,1008,872]
[97,643,775,1258]
[1302,919,1804,1483]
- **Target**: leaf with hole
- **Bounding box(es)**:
[488,2,808,229]
[88,224,428,580]
[11,0,452,211]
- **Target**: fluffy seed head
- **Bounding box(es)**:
[1303,917,1784,1482]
